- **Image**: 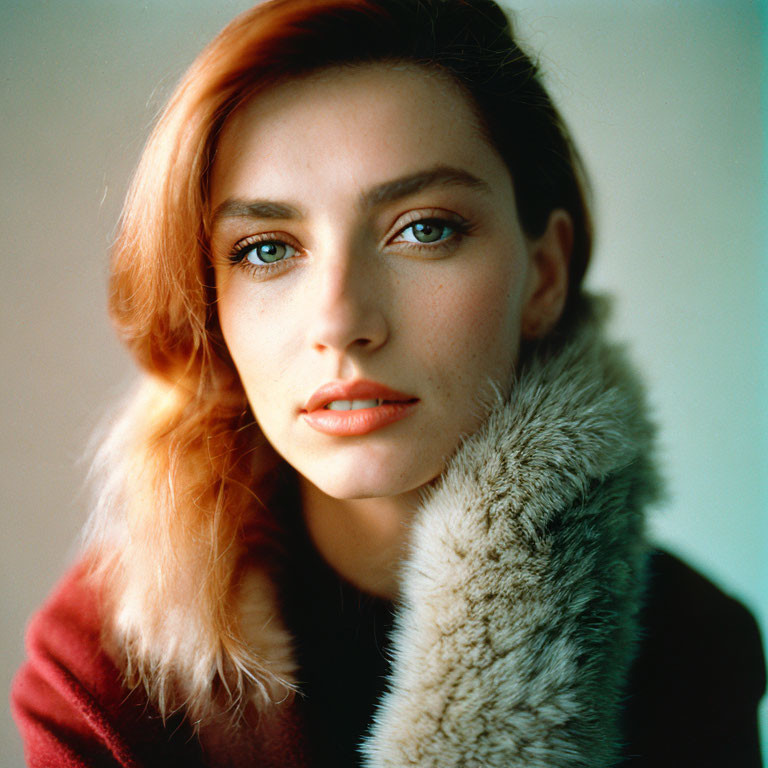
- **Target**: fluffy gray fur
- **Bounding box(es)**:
[361,294,663,767]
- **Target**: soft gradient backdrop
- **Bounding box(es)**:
[2,0,766,763]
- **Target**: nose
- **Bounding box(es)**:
[306,242,389,355]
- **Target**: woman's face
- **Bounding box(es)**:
[211,64,551,500]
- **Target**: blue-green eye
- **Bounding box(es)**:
[246,241,296,264]
[399,219,456,244]
[231,239,297,266]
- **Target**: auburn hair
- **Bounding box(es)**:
[84,0,594,726]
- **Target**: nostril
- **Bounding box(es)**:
[306,307,389,353]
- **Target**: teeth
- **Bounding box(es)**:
[325,399,382,411]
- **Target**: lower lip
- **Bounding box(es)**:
[301,401,419,436]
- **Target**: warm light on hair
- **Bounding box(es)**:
[84,0,594,726]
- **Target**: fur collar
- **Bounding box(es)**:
[358,292,662,766]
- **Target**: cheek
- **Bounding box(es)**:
[217,280,253,368]
[216,277,287,403]
[421,258,526,375]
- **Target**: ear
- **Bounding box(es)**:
[520,209,573,340]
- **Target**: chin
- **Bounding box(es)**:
[301,459,438,501]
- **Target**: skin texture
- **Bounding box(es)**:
[210,64,571,598]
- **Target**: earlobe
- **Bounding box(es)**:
[521,209,573,340]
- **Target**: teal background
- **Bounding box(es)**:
[1,0,765,762]
[514,0,767,753]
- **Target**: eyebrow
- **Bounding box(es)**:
[362,165,491,207]
[210,164,491,228]
[211,199,303,225]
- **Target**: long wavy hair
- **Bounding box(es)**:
[84,0,594,727]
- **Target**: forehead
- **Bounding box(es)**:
[210,63,509,205]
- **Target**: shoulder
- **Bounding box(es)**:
[11,560,204,768]
[621,547,766,766]
[637,548,765,697]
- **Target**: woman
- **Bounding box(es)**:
[11,0,765,766]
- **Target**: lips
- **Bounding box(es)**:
[301,379,419,436]
[302,379,418,414]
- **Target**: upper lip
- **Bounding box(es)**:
[303,379,418,413]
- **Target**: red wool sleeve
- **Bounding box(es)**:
[10,562,205,768]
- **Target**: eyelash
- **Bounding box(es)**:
[227,214,474,277]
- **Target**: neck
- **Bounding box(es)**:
[297,477,422,600]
